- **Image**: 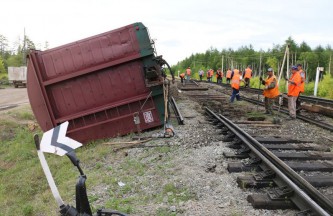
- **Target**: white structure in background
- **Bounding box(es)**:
[314,67,324,97]
[8,66,27,88]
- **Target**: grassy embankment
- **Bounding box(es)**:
[0,105,194,216]
[0,73,9,88]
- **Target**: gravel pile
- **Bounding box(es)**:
[90,81,332,215]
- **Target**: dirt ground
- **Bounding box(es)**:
[1,83,333,215]
[0,87,29,110]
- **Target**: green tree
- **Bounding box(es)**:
[0,55,6,73]
[266,57,279,73]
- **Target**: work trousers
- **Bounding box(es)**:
[264,97,277,114]
[230,88,240,103]
[244,78,250,87]
[226,78,231,84]
[288,96,297,118]
[199,75,203,81]
[186,75,190,82]
[296,92,302,112]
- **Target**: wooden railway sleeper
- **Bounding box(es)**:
[244,157,262,166]
[254,169,276,180]
[222,132,236,142]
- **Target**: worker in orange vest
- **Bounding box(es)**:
[296,64,306,113]
[206,69,211,82]
[216,68,223,84]
[185,67,191,82]
[226,68,232,84]
[230,69,242,102]
[210,69,214,82]
[260,68,280,114]
[287,66,302,120]
[244,66,252,88]
[179,73,185,84]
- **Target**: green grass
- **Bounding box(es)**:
[0,106,197,215]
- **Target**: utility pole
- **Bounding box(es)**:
[277,45,289,85]
[22,28,26,66]
[222,55,224,72]
[286,45,290,92]
[259,52,262,78]
[329,54,332,75]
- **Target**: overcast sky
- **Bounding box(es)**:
[1,0,332,65]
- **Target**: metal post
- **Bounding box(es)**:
[286,45,290,92]
[34,135,64,207]
[222,55,224,73]
[329,54,332,75]
[22,28,26,65]
[259,53,262,78]
[314,67,321,96]
[277,45,288,84]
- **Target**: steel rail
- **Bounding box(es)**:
[241,97,333,132]
[170,96,184,125]
[197,79,333,107]
[205,107,332,215]
[248,87,333,107]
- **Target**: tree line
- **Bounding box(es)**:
[171,37,332,81]
[0,34,49,74]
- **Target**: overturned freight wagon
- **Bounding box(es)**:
[27,22,171,143]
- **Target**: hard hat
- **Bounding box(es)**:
[291,66,298,70]
[267,68,273,72]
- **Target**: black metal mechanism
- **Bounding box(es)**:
[34,135,127,216]
[153,55,175,83]
[63,152,128,216]
[205,108,333,216]
[169,96,184,125]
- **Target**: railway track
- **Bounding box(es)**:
[198,80,333,108]
[240,97,333,132]
[181,80,333,214]
[205,107,333,215]
[188,80,333,132]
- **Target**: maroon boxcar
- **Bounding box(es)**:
[27,22,167,143]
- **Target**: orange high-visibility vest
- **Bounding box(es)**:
[263,75,280,98]
[186,68,191,75]
[226,70,232,78]
[180,73,185,78]
[288,72,301,97]
[299,69,306,93]
[231,72,240,90]
[244,67,252,79]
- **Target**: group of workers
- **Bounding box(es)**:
[195,67,253,86]
[180,66,253,86]
[180,64,305,120]
[230,64,305,120]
